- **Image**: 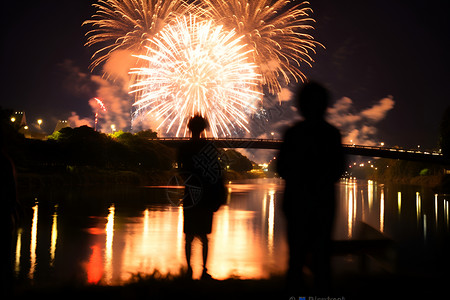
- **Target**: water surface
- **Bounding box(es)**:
[14,178,450,284]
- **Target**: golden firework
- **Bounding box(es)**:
[203,0,323,94]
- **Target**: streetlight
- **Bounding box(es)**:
[37,119,43,129]
[111,124,116,133]
[380,142,385,147]
[10,117,16,123]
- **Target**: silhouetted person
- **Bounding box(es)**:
[0,127,19,297]
[177,115,226,280]
[277,82,345,293]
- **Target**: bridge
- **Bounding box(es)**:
[150,138,449,164]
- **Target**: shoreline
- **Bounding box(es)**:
[12,269,449,300]
[15,168,271,191]
[17,169,448,190]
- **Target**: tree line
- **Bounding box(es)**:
[0,108,254,174]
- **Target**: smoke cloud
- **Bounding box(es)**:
[242,93,395,163]
[68,111,92,127]
[327,96,395,145]
[277,87,293,102]
[60,59,133,133]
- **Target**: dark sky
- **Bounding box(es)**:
[2,0,449,149]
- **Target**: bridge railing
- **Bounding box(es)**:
[342,144,443,156]
[150,137,443,157]
[151,137,284,143]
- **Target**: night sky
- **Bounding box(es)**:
[2,0,449,149]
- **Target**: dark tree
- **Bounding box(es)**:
[135,129,158,139]
[222,149,253,172]
[439,106,450,158]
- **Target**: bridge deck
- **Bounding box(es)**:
[150,138,449,164]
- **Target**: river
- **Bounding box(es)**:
[14,178,450,285]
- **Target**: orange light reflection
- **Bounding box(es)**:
[29,204,38,279]
[82,185,285,283]
[86,245,104,284]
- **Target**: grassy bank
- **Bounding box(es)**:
[16,167,176,190]
[16,167,265,190]
[374,174,443,188]
[12,271,449,300]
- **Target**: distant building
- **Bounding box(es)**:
[10,111,27,127]
[11,111,31,138]
[54,120,70,133]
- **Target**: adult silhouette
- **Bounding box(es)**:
[277,82,345,293]
[177,115,226,280]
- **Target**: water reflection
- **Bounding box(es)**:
[29,203,38,279]
[445,199,449,229]
[347,187,354,238]
[368,179,374,211]
[50,205,58,266]
[335,179,450,243]
[380,188,385,232]
[15,228,22,275]
[86,245,103,284]
[423,214,427,241]
[416,192,422,224]
[267,189,275,255]
[104,204,115,284]
[435,194,438,227]
[120,206,185,282]
[14,179,450,284]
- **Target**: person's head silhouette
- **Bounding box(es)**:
[296,82,330,121]
[187,114,208,139]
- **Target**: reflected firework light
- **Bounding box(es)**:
[130,15,262,137]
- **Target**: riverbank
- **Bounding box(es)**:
[370,174,450,192]
[12,270,449,300]
[374,174,442,187]
[16,168,175,189]
[16,167,265,190]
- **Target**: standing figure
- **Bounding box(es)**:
[277,82,345,293]
[177,115,226,280]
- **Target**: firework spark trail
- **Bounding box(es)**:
[83,0,193,70]
[94,97,107,112]
[203,0,323,94]
[93,97,107,131]
[129,15,262,137]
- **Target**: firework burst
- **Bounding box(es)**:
[84,0,322,136]
[83,0,192,70]
[203,0,323,94]
[129,15,262,137]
